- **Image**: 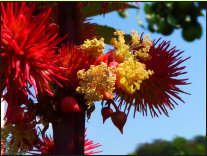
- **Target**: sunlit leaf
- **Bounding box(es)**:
[95,24,131,45]
[82,2,139,18]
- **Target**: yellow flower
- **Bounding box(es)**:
[76,62,116,106]
[130,30,140,47]
[135,51,152,61]
[134,34,153,61]
[82,38,105,58]
[110,30,133,63]
[116,58,154,94]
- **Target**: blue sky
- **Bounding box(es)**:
[2,2,205,155]
[82,3,206,155]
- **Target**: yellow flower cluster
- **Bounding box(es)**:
[134,34,153,61]
[77,30,154,101]
[76,62,116,106]
[110,30,132,63]
[135,51,152,61]
[116,58,154,94]
[130,30,140,47]
[82,38,105,58]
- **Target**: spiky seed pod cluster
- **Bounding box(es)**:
[1,2,68,125]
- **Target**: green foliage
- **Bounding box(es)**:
[95,24,131,45]
[182,21,202,42]
[142,2,206,42]
[1,124,36,155]
[82,2,139,18]
[118,10,129,18]
[129,135,206,155]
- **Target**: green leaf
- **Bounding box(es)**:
[148,23,157,32]
[136,14,145,29]
[118,10,129,18]
[82,2,139,18]
[144,3,152,14]
[182,22,202,42]
[167,15,177,27]
[95,24,131,45]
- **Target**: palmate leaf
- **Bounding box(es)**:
[95,24,131,45]
[118,10,129,18]
[82,2,139,18]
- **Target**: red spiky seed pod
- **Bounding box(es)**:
[60,96,81,113]
[111,111,127,134]
[101,107,113,124]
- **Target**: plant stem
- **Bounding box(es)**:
[111,100,119,112]
[57,2,82,45]
[52,2,85,155]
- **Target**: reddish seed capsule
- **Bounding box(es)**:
[101,107,113,124]
[60,96,81,113]
[111,111,127,134]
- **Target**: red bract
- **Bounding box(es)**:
[1,2,67,99]
[28,135,54,155]
[84,129,103,155]
[29,128,102,155]
[114,37,190,118]
[57,43,96,89]
[95,53,109,65]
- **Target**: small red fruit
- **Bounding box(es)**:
[101,107,113,124]
[111,111,127,134]
[60,96,81,113]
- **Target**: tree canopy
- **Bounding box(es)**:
[129,135,206,155]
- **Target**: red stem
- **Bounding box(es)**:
[52,2,84,155]
[111,100,119,112]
